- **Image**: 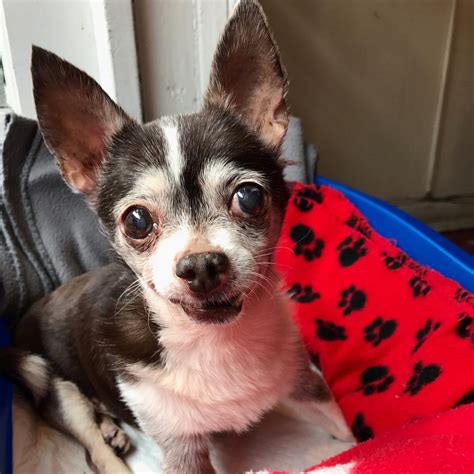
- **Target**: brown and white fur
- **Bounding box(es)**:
[0,1,352,473]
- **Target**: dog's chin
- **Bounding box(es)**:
[169,295,243,325]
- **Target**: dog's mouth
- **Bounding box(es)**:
[169,294,243,324]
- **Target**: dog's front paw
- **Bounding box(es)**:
[99,416,131,456]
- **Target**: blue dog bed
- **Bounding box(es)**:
[0,177,472,474]
[316,177,473,293]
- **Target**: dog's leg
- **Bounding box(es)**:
[44,378,131,474]
[159,434,215,474]
[281,354,354,442]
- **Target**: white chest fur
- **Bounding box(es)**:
[118,292,299,440]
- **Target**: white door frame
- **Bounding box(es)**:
[0,0,141,122]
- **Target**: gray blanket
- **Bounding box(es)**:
[0,113,316,326]
[0,114,111,325]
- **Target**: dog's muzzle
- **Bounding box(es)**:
[172,294,243,324]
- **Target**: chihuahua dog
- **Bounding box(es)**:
[0,1,351,472]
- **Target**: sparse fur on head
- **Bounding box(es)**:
[0,1,352,472]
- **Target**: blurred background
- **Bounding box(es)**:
[0,0,472,240]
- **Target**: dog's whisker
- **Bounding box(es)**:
[245,273,275,299]
[115,282,140,312]
[114,279,144,318]
[255,244,294,255]
[145,305,156,340]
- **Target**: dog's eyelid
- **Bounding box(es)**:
[239,181,270,195]
[228,176,268,189]
[116,198,160,218]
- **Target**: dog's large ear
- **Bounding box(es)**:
[31,46,132,197]
[204,0,288,149]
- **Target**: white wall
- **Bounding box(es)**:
[259,0,473,228]
[0,0,141,121]
[134,0,235,121]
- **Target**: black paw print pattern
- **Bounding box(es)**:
[413,319,441,353]
[345,214,372,238]
[408,261,428,277]
[337,236,368,267]
[351,413,374,442]
[453,390,474,408]
[315,319,347,341]
[364,317,397,347]
[338,285,367,316]
[456,313,474,345]
[358,366,394,395]
[382,251,407,270]
[404,361,441,396]
[454,287,474,306]
[288,283,320,303]
[293,187,323,212]
[290,224,325,262]
[409,276,432,298]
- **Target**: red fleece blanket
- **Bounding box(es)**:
[307,403,474,473]
[274,183,474,470]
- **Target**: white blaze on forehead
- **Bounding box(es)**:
[152,226,191,296]
[161,122,183,184]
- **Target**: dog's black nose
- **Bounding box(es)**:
[175,252,230,294]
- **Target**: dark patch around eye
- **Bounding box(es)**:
[97,122,167,234]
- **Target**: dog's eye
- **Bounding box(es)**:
[122,206,154,240]
[231,184,264,217]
